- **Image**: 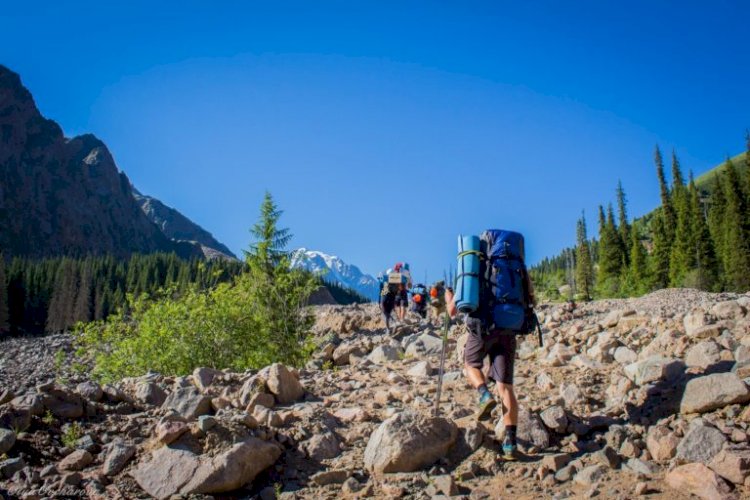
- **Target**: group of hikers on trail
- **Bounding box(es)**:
[378,230,538,462]
[377,263,448,332]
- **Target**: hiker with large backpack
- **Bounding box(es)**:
[392,262,412,323]
[446,230,537,461]
[429,280,447,321]
[410,283,429,320]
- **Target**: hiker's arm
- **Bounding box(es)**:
[445,288,457,317]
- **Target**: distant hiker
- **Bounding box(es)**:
[447,230,536,461]
[410,283,429,319]
[429,280,447,320]
[379,269,396,332]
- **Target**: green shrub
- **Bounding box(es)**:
[74,192,317,381]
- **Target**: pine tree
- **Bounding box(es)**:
[669,159,694,287]
[655,145,676,240]
[720,159,750,291]
[596,204,624,296]
[574,213,594,300]
[616,181,630,263]
[686,179,718,290]
[708,173,727,282]
[624,223,648,296]
[245,191,292,274]
[0,254,9,336]
[650,213,671,290]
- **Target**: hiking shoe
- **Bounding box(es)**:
[501,442,518,461]
[476,392,496,421]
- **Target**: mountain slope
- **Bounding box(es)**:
[0,64,218,260]
[291,249,378,301]
[132,189,236,259]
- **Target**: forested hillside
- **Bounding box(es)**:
[0,252,367,337]
[532,133,750,300]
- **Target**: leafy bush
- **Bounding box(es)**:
[75,192,317,381]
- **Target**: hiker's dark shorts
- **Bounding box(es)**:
[464,325,516,385]
[395,292,408,307]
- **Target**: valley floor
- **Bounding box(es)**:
[2,288,750,499]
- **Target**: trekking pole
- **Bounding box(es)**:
[534,311,544,348]
[433,312,451,417]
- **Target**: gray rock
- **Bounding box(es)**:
[574,464,606,486]
[406,360,433,377]
[685,341,722,369]
[624,458,659,477]
[404,333,443,357]
[192,367,223,392]
[197,415,218,432]
[311,469,349,486]
[367,345,403,364]
[131,438,281,498]
[162,387,211,419]
[135,382,167,406]
[540,405,568,433]
[58,449,93,471]
[364,410,457,473]
[304,431,341,460]
[496,407,550,449]
[102,439,136,476]
[0,428,16,454]
[680,372,750,414]
[676,419,727,464]
[75,381,103,402]
[623,356,684,386]
[560,383,583,406]
[0,457,25,479]
[265,363,304,404]
[39,388,83,419]
[613,346,638,365]
[594,446,621,469]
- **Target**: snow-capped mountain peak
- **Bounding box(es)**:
[291,248,379,301]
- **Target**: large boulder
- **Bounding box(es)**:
[676,419,727,464]
[265,364,304,404]
[364,410,457,474]
[162,387,211,419]
[135,382,167,406]
[39,388,83,419]
[368,345,403,364]
[539,405,568,434]
[192,367,223,392]
[666,463,735,500]
[680,372,750,414]
[623,356,684,386]
[404,333,443,357]
[131,438,281,499]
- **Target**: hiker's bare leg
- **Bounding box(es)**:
[465,364,486,389]
[496,383,518,425]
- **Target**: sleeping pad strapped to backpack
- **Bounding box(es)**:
[478,229,531,332]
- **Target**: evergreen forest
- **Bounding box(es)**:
[531,134,750,301]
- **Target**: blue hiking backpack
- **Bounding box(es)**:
[478,230,531,332]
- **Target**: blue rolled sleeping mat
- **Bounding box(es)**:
[455,235,481,313]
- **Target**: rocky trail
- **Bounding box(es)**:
[2,289,750,499]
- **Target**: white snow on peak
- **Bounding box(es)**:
[291,248,379,301]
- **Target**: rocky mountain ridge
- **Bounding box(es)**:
[2,288,750,498]
[0,64,232,260]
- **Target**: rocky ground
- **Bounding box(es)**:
[2,288,750,499]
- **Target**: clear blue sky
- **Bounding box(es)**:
[3,1,749,281]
